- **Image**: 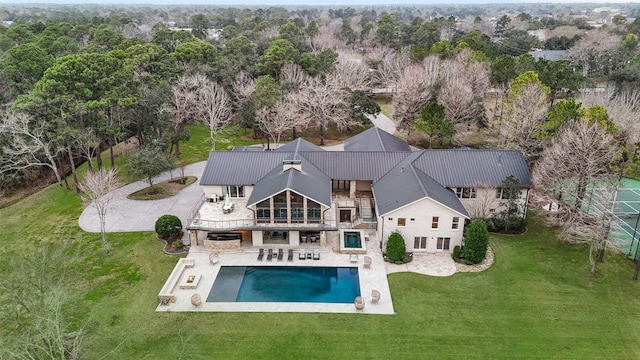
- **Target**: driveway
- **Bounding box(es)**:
[78,161,206,233]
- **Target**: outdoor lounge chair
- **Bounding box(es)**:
[313,249,320,260]
[371,289,381,304]
[354,296,365,311]
[299,248,306,260]
[288,249,293,262]
[257,248,264,261]
[277,248,283,261]
[267,248,273,261]
[364,256,372,269]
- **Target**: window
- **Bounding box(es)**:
[332,180,351,191]
[397,218,406,226]
[436,237,451,251]
[452,217,459,230]
[410,218,415,222]
[431,216,439,229]
[225,185,244,198]
[496,188,517,199]
[455,187,476,199]
[414,237,427,249]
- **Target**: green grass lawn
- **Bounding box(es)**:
[3,127,640,358]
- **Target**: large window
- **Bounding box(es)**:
[455,187,476,199]
[414,237,427,250]
[431,216,439,229]
[436,237,451,251]
[452,217,459,230]
[225,185,244,198]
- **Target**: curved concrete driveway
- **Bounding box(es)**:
[78,161,206,233]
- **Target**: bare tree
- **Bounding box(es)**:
[438,76,475,126]
[279,63,311,93]
[328,52,371,90]
[467,186,500,219]
[231,71,256,106]
[376,47,412,90]
[392,64,432,132]
[256,100,307,148]
[78,168,122,254]
[290,78,349,145]
[568,30,621,77]
[0,111,65,187]
[534,119,623,212]
[579,87,640,143]
[501,83,549,163]
[197,78,232,151]
[166,75,200,155]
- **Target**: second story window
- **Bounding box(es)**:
[226,185,244,198]
[431,216,439,229]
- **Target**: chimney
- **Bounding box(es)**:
[283,159,302,172]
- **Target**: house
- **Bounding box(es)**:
[187,128,532,254]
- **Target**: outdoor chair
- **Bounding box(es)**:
[267,248,273,261]
[313,249,320,260]
[277,248,283,261]
[191,293,202,307]
[350,254,358,263]
[257,248,264,261]
[288,249,294,262]
[364,256,372,269]
[371,289,381,304]
[354,296,365,311]
[299,248,306,260]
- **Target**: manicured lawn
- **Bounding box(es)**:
[2,126,640,358]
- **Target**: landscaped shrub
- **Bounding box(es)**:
[452,245,461,260]
[155,215,182,239]
[172,239,183,249]
[464,219,489,264]
[386,231,406,263]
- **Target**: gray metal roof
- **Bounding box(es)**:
[247,157,331,207]
[343,127,411,152]
[200,152,291,185]
[300,151,408,181]
[275,138,325,153]
[411,150,533,188]
[373,152,469,217]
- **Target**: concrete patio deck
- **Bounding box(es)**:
[156,235,395,314]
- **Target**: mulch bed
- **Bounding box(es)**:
[158,232,188,254]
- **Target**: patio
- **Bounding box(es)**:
[157,233,459,314]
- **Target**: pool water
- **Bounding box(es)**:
[207,266,361,303]
[344,231,362,248]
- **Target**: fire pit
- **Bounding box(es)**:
[179,274,201,289]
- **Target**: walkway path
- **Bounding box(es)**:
[78,161,207,233]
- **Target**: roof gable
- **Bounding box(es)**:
[275,138,325,153]
[343,127,411,152]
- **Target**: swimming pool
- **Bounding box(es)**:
[207,266,360,303]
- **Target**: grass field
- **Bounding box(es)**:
[2,125,640,358]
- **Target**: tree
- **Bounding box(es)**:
[414,102,453,148]
[0,111,64,187]
[386,231,406,263]
[464,219,489,264]
[189,13,212,40]
[196,77,232,151]
[537,97,583,139]
[535,59,581,105]
[126,146,174,189]
[255,100,306,148]
[534,118,622,213]
[290,77,349,145]
[257,38,300,78]
[502,71,550,164]
[0,43,54,100]
[493,175,525,231]
[167,75,200,156]
[78,168,121,254]
[392,64,432,133]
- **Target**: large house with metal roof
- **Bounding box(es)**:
[185,127,532,254]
